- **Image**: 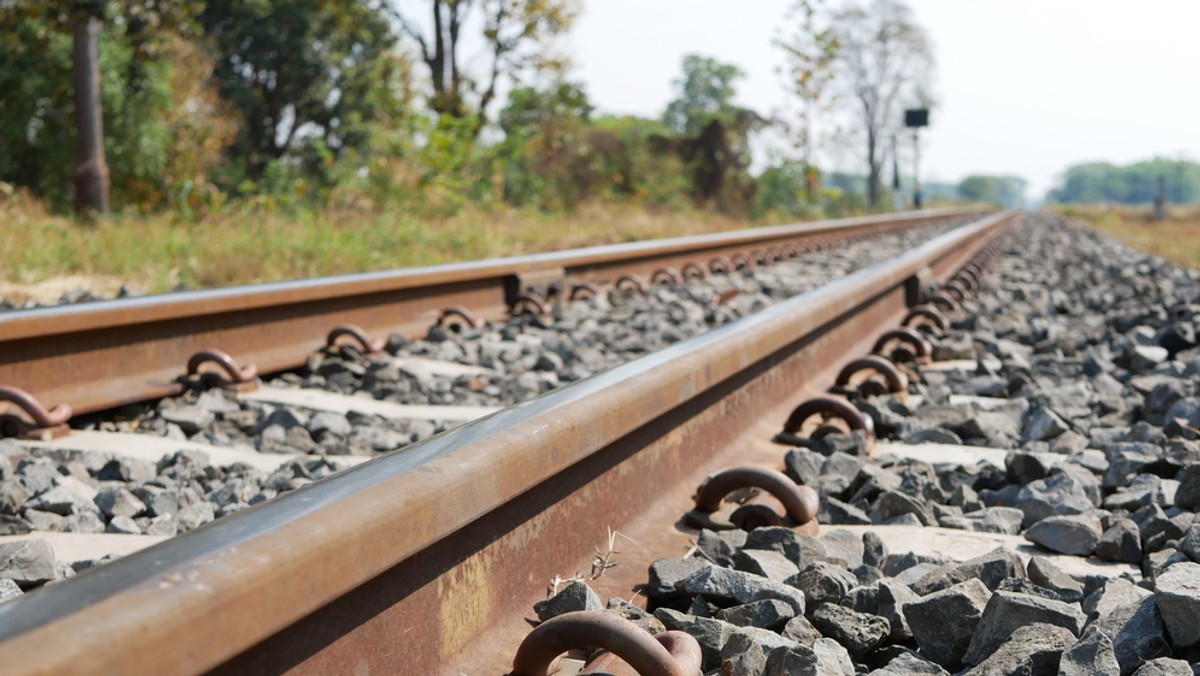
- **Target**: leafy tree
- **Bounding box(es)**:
[827,0,934,208]
[200,0,410,182]
[390,0,578,138]
[958,175,1027,208]
[0,0,204,211]
[663,54,747,135]
[494,80,594,208]
[775,0,839,201]
[1046,159,1200,205]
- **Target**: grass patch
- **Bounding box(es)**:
[1,190,758,297]
[1050,204,1200,268]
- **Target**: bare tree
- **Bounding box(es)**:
[776,0,840,202]
[389,0,577,138]
[830,0,934,209]
[72,10,110,215]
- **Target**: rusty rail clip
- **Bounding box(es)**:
[184,349,258,392]
[511,611,701,676]
[686,466,819,533]
[0,385,72,440]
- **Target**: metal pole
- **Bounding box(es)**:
[891,135,902,212]
[912,131,922,209]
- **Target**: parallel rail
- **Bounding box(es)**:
[0,208,979,421]
[0,209,1014,674]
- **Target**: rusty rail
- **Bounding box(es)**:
[0,208,980,425]
[0,209,1014,674]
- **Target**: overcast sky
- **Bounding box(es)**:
[567,0,1200,201]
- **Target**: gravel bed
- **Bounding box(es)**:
[0,220,964,596]
[529,214,1200,674]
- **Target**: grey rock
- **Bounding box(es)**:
[734,548,799,582]
[862,531,887,569]
[1130,345,1169,372]
[810,602,890,653]
[962,623,1074,676]
[961,506,1025,535]
[176,501,215,531]
[868,652,949,675]
[716,598,795,630]
[1017,473,1094,528]
[653,608,734,672]
[876,490,936,526]
[820,496,873,525]
[22,509,66,532]
[1058,628,1121,676]
[744,527,830,568]
[785,561,857,605]
[1131,658,1193,676]
[1153,560,1200,647]
[1023,405,1070,442]
[1025,514,1102,556]
[695,528,746,567]
[145,515,177,536]
[0,515,30,535]
[647,557,708,601]
[159,404,214,434]
[763,639,855,676]
[0,579,23,603]
[0,539,56,588]
[1026,556,1085,603]
[1086,578,1169,673]
[781,614,823,645]
[819,528,865,569]
[911,546,1025,595]
[962,591,1085,665]
[65,510,106,534]
[604,598,664,635]
[132,486,178,518]
[307,411,352,438]
[105,515,141,534]
[0,482,31,516]
[93,487,146,519]
[877,578,919,641]
[904,578,992,669]
[25,484,96,517]
[1176,465,1200,509]
[721,626,797,675]
[1095,518,1143,563]
[533,581,601,622]
[1177,523,1200,563]
[679,563,805,615]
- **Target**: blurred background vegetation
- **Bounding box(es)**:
[1,0,1194,294]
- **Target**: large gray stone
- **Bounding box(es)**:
[763,639,854,676]
[679,563,805,614]
[715,599,794,630]
[1131,657,1194,676]
[744,527,832,568]
[1176,465,1200,508]
[962,623,1073,676]
[962,591,1085,665]
[25,484,96,517]
[1153,560,1200,648]
[911,546,1025,595]
[720,627,799,675]
[1024,514,1102,556]
[93,486,146,519]
[647,557,708,601]
[868,651,948,675]
[785,561,857,605]
[1086,578,1169,673]
[734,548,799,582]
[1016,473,1094,528]
[1058,628,1121,676]
[1022,405,1069,442]
[1095,517,1143,563]
[653,608,735,672]
[904,578,992,669]
[0,539,56,588]
[877,578,919,641]
[159,404,215,434]
[532,581,600,621]
[0,578,22,603]
[810,602,890,654]
[1026,556,1085,603]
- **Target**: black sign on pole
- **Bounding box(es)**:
[904,108,929,208]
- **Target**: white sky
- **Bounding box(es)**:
[567,0,1200,201]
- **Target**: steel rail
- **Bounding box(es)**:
[0,208,981,424]
[0,210,1014,674]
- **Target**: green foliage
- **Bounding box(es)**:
[0,1,198,210]
[663,54,749,135]
[199,0,409,183]
[957,175,1027,207]
[1046,159,1200,205]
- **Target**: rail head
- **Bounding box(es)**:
[0,210,1016,674]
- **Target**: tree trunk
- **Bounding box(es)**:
[72,15,109,216]
[866,131,880,209]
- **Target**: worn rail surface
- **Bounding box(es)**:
[0,208,1012,674]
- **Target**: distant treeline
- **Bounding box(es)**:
[1046,159,1200,205]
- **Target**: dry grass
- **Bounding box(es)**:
[1053,204,1200,268]
[0,189,755,296]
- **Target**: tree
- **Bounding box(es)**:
[828,0,934,208]
[389,0,578,138]
[958,175,1028,208]
[662,54,747,135]
[776,0,840,201]
[200,0,409,182]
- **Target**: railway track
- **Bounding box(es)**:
[8,206,1160,674]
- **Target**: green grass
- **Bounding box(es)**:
[0,190,756,301]
[1050,204,1200,268]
